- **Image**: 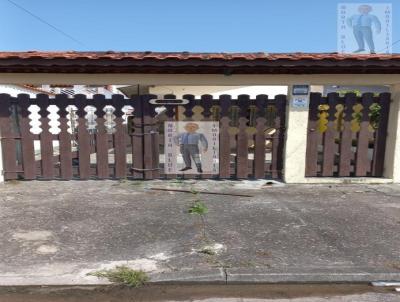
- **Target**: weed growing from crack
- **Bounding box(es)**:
[197,246,216,256]
[188,188,208,240]
[87,266,149,287]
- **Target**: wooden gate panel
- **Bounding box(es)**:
[306,92,391,178]
[0,93,287,181]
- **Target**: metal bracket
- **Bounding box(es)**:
[3,170,24,174]
[130,131,159,137]
[131,167,160,172]
[131,123,158,127]
[0,136,22,140]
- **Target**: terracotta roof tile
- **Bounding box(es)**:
[1,51,400,74]
[0,51,399,61]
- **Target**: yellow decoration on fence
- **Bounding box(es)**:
[317,104,329,133]
[351,103,363,132]
[246,127,257,136]
[192,106,204,120]
[334,104,344,132]
[228,126,240,135]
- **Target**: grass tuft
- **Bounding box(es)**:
[87,266,149,287]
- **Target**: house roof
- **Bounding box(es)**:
[1,51,400,74]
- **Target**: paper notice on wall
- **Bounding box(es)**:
[164,121,219,174]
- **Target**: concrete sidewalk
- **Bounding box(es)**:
[0,180,400,285]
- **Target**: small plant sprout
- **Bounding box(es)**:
[87,266,149,287]
[188,201,208,239]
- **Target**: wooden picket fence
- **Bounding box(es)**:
[305,92,391,177]
[0,93,287,180]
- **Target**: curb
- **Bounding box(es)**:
[1,268,400,286]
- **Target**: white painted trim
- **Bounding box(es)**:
[384,84,400,182]
[300,178,393,184]
[1,73,400,86]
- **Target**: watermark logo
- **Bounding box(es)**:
[338,3,392,54]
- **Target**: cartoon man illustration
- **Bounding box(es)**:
[347,4,381,54]
[173,122,208,173]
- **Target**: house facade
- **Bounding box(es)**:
[0,51,399,183]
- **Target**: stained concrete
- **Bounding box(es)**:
[0,284,399,302]
[0,180,400,285]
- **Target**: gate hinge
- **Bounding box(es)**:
[130,131,159,137]
[131,167,160,172]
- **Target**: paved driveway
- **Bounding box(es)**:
[0,180,400,285]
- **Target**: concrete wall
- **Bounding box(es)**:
[384,84,400,183]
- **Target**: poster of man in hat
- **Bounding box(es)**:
[164,121,219,174]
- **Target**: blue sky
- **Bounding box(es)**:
[1,0,398,52]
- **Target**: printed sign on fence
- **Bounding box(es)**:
[164,121,219,174]
[338,3,392,54]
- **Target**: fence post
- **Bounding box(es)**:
[283,85,323,183]
[384,84,400,182]
[0,94,18,181]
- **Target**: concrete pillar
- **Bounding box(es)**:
[384,84,400,182]
[0,135,4,183]
[283,85,323,183]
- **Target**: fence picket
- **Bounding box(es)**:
[17,94,36,179]
[93,95,109,179]
[37,94,54,179]
[142,94,158,179]
[0,94,18,179]
[131,95,144,179]
[75,94,91,179]
[355,93,374,176]
[338,93,356,176]
[305,93,322,176]
[56,94,73,180]
[271,95,286,179]
[321,93,338,176]
[235,95,250,178]
[254,95,268,179]
[372,93,391,176]
[219,95,231,178]
[112,94,127,178]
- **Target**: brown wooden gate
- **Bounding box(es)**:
[0,93,286,180]
[305,92,391,177]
